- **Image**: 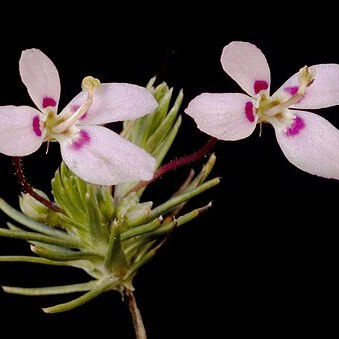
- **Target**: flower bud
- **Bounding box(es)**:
[117,192,152,227]
[19,190,59,226]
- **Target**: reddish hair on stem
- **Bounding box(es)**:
[12,157,64,213]
[131,137,218,192]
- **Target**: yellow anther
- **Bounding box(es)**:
[82,76,100,92]
[298,66,315,90]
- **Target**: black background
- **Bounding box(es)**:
[0,7,338,338]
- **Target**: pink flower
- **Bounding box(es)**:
[0,49,157,185]
[185,41,339,179]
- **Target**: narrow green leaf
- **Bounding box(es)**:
[125,238,168,281]
[0,256,70,266]
[43,279,115,313]
[152,82,169,102]
[0,228,80,248]
[6,222,22,231]
[121,218,162,240]
[188,153,217,188]
[124,218,176,259]
[31,245,102,262]
[2,281,97,296]
[130,116,149,147]
[85,188,109,245]
[146,90,183,152]
[145,76,156,92]
[148,203,213,240]
[97,186,115,223]
[153,115,182,166]
[166,154,217,217]
[52,164,88,223]
[0,198,72,240]
[146,88,173,137]
[57,214,88,234]
[145,178,220,221]
[176,202,213,227]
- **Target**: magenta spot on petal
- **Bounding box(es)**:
[286,116,305,136]
[284,86,299,96]
[80,112,88,120]
[71,130,91,150]
[254,80,269,94]
[32,116,42,137]
[42,97,57,108]
[70,104,80,113]
[245,101,255,122]
[284,86,304,103]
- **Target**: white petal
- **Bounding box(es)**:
[59,126,156,185]
[221,41,271,97]
[62,83,158,125]
[0,106,44,156]
[19,49,61,112]
[274,110,339,179]
[185,93,257,140]
[274,64,339,109]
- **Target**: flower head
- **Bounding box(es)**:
[185,41,339,179]
[0,49,158,185]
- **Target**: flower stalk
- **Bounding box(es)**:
[126,290,147,339]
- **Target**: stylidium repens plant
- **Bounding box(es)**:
[0,49,219,338]
[2,42,339,338]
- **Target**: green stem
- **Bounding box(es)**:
[12,157,64,213]
[125,290,147,339]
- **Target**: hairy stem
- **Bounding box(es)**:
[126,290,147,339]
[132,137,217,192]
[12,157,64,213]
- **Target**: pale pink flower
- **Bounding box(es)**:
[0,49,157,185]
[185,41,339,179]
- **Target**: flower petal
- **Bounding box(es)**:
[19,49,61,112]
[221,41,271,97]
[274,110,339,179]
[185,93,257,140]
[274,64,339,109]
[62,83,158,125]
[0,106,44,156]
[59,126,156,185]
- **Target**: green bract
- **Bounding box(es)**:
[0,79,219,313]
